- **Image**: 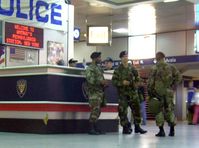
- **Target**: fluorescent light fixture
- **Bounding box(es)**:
[89,2,104,7]
[113,28,128,33]
[128,4,156,35]
[164,0,179,2]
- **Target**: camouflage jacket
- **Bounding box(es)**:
[85,63,105,93]
[148,60,181,97]
[112,63,139,97]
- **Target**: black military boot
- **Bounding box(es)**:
[134,124,147,134]
[155,126,165,137]
[169,126,175,136]
[88,122,99,135]
[127,122,133,133]
[94,122,106,134]
[122,125,132,134]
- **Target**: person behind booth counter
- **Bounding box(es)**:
[68,58,78,67]
[112,51,147,135]
[187,80,196,125]
[104,57,114,71]
[147,51,181,137]
[85,52,109,135]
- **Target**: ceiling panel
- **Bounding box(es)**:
[73,0,196,38]
[98,0,147,5]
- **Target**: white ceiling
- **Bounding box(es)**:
[71,0,199,79]
[72,0,196,39]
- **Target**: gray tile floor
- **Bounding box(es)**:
[0,121,198,148]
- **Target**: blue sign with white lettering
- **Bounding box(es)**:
[0,0,69,31]
[132,55,199,65]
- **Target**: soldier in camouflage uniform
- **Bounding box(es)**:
[148,52,181,137]
[112,51,147,134]
[85,52,108,135]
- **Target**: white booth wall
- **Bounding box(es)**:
[39,29,68,65]
[6,28,70,67]
[0,0,74,67]
[74,42,96,63]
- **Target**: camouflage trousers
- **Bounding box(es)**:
[88,92,105,123]
[118,95,141,127]
[155,97,176,127]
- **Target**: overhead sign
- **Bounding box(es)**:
[87,25,111,46]
[132,55,199,65]
[4,22,43,49]
[0,0,69,31]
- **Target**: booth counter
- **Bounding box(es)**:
[0,66,118,133]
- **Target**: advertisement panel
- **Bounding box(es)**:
[47,41,64,65]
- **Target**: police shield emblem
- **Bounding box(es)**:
[16,79,27,98]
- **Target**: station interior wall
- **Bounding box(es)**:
[74,30,198,121]
[74,30,196,62]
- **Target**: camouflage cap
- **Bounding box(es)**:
[90,52,101,59]
[119,51,128,58]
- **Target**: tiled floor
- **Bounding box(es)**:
[0,121,198,148]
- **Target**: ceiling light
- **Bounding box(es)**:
[113,28,128,33]
[164,0,179,2]
[128,4,156,35]
[89,2,104,7]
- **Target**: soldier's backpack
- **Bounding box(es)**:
[152,63,174,97]
[148,97,161,115]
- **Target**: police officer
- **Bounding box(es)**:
[104,57,114,71]
[85,52,108,135]
[112,51,147,134]
[148,52,181,137]
[68,58,78,67]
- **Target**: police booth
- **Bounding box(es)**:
[0,0,119,133]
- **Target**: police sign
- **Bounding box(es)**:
[0,0,69,31]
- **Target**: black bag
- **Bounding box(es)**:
[188,104,194,113]
[148,97,161,115]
